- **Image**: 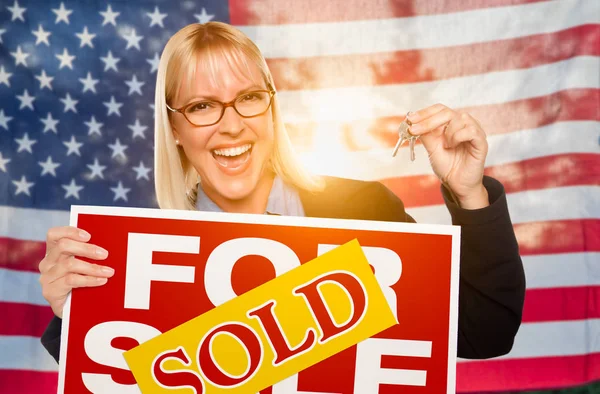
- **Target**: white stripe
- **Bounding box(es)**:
[0,268,48,306]
[3,318,599,372]
[277,56,600,123]
[299,120,600,181]
[524,252,600,290]
[0,205,68,242]
[3,250,599,307]
[240,0,600,58]
[407,185,600,225]
[458,318,600,362]
[0,335,58,372]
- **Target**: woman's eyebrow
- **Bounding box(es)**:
[183,85,263,103]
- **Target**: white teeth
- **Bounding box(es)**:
[213,144,252,157]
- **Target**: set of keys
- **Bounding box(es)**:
[392,112,419,161]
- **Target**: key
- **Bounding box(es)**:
[392,112,418,160]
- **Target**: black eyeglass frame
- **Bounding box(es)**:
[165,88,276,127]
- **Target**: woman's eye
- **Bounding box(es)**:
[189,102,213,112]
[242,93,259,101]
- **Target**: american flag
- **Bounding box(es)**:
[1,0,599,393]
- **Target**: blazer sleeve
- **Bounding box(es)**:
[41,315,62,363]
[437,175,526,359]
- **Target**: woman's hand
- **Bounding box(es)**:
[406,103,490,209]
[38,226,114,318]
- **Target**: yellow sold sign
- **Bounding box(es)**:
[124,239,397,393]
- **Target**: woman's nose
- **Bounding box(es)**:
[217,106,244,135]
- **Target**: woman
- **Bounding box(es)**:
[39,22,525,363]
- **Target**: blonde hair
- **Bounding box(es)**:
[154,22,324,210]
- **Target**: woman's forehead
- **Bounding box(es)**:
[178,49,264,99]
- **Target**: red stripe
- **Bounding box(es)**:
[0,237,45,272]
[514,219,600,256]
[265,25,599,90]
[230,0,547,25]
[0,302,54,337]
[287,88,600,152]
[456,352,600,392]
[523,287,600,323]
[0,370,57,393]
[381,153,600,208]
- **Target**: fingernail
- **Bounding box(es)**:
[96,247,108,257]
[101,266,114,275]
[79,230,90,240]
[96,277,108,284]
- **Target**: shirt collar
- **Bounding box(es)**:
[195,175,305,216]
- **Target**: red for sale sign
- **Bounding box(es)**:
[58,205,460,394]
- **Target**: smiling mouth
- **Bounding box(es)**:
[211,143,253,168]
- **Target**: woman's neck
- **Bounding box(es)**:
[202,171,276,214]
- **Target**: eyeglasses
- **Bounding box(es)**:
[166,89,276,127]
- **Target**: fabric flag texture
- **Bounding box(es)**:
[0,0,599,393]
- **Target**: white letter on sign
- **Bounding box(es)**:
[82,321,161,393]
[204,238,301,306]
[317,244,401,320]
[354,338,432,390]
[125,233,199,310]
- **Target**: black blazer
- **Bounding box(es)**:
[41,175,525,362]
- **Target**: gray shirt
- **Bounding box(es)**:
[195,175,306,216]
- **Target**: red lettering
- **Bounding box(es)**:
[198,322,263,387]
[294,271,367,343]
[247,300,317,366]
[151,346,204,393]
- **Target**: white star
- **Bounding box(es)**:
[125,74,145,96]
[85,116,103,136]
[32,24,51,46]
[122,28,143,50]
[110,181,131,202]
[76,26,96,48]
[63,135,83,156]
[132,161,151,180]
[146,6,167,28]
[79,72,99,94]
[0,29,5,44]
[0,152,10,172]
[108,138,128,159]
[60,93,78,113]
[62,178,83,200]
[40,112,59,134]
[38,156,60,177]
[56,48,75,69]
[52,2,73,24]
[0,66,12,87]
[194,8,214,23]
[10,46,29,67]
[13,176,34,196]
[146,52,160,73]
[35,69,54,90]
[100,4,119,26]
[104,96,123,116]
[0,109,12,130]
[128,118,148,139]
[87,158,106,179]
[7,1,26,22]
[100,51,120,72]
[15,132,37,153]
[16,89,35,110]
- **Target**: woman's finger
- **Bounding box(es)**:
[45,237,109,263]
[43,257,114,284]
[49,274,109,298]
[408,107,455,136]
[407,103,449,124]
[46,226,91,250]
[447,125,488,152]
